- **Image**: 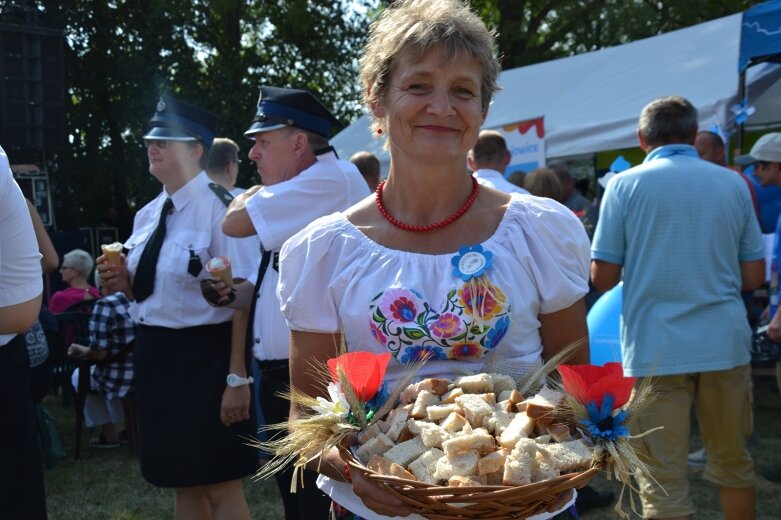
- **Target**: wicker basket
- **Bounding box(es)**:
[340,447,600,520]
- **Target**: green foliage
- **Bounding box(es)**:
[10,0,371,233]
[467,0,755,69]
[3,0,756,232]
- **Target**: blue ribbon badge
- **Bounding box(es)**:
[451,244,493,281]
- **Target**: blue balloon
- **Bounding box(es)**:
[587,282,623,365]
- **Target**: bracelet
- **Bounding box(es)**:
[343,463,352,483]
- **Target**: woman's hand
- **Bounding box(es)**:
[350,463,413,517]
[67,343,90,360]
[324,438,413,518]
[200,277,236,307]
[220,385,251,427]
[97,253,131,295]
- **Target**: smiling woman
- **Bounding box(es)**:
[275,1,593,519]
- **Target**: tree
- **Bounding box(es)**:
[7,0,371,233]
[466,0,755,69]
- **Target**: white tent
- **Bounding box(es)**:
[332,12,781,174]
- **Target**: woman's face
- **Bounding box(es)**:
[59,262,79,285]
[375,46,486,164]
[145,140,196,183]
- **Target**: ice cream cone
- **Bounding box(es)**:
[206,256,233,287]
[101,242,123,266]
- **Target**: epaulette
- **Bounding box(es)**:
[208,182,234,207]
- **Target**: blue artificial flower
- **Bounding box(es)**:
[451,244,493,281]
[582,393,630,442]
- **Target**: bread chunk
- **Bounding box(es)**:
[532,451,559,482]
[440,412,469,433]
[434,449,479,480]
[478,449,510,475]
[407,419,450,448]
[546,422,572,442]
[383,436,427,468]
[498,412,534,449]
[503,438,537,485]
[483,408,515,436]
[357,423,382,445]
[442,427,495,457]
[355,433,395,465]
[409,447,445,485]
[454,373,493,393]
[489,373,517,394]
[381,407,410,441]
[441,387,464,404]
[411,390,440,419]
[409,448,446,485]
[368,455,416,481]
[455,393,494,427]
[536,439,592,472]
[426,403,459,421]
[448,475,487,487]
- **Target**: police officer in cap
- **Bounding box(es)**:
[204,86,369,519]
[99,95,256,520]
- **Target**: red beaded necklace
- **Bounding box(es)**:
[375,177,481,232]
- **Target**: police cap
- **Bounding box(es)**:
[144,95,218,148]
[244,86,342,140]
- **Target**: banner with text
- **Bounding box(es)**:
[492,117,545,177]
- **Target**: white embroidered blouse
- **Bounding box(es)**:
[278,194,591,386]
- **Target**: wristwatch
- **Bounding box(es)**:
[226,373,254,388]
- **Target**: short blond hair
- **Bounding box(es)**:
[361,0,500,134]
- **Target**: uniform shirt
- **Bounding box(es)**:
[124,171,252,329]
[0,146,43,347]
[473,169,529,195]
[592,144,764,377]
[245,149,370,360]
[89,292,135,399]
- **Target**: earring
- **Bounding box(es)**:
[377,128,383,135]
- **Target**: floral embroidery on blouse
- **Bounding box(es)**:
[369,281,511,364]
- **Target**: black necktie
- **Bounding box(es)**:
[133,198,173,303]
[246,249,273,352]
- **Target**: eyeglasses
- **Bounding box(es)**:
[60,265,76,271]
[143,139,170,149]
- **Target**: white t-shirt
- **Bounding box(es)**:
[0,146,43,346]
[473,168,529,195]
[278,194,590,515]
[245,149,370,360]
[279,194,590,385]
[124,171,253,329]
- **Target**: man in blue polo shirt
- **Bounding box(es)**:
[591,96,765,520]
[737,133,781,341]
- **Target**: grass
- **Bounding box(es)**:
[42,373,781,519]
[41,398,283,520]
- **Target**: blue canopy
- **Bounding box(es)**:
[739,0,781,72]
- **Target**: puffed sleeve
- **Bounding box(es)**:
[277,214,345,333]
[508,196,591,314]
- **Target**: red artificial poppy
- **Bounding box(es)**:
[327,352,392,402]
[557,362,636,410]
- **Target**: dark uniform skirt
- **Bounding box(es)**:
[135,322,257,487]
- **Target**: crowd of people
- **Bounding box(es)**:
[2,1,780,519]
